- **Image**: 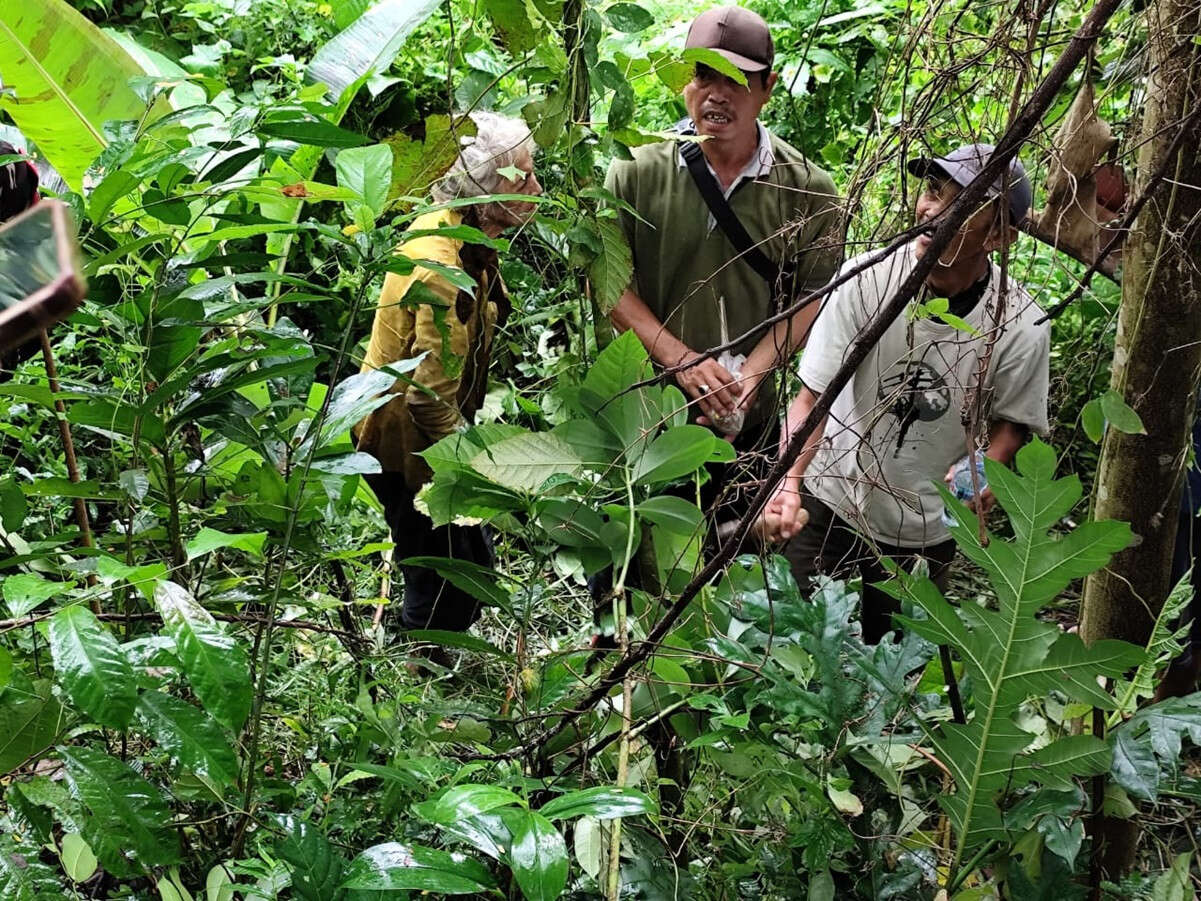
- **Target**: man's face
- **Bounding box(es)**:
[683,65,777,145]
[913,175,1002,265]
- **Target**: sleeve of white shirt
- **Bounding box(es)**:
[797,262,869,394]
[990,315,1051,435]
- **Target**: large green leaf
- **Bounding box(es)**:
[632,425,717,487]
[154,582,252,732]
[1109,694,1201,801]
[891,439,1143,861]
[412,784,523,827]
[0,0,158,191]
[588,217,634,314]
[48,606,137,730]
[0,678,64,775]
[342,842,497,894]
[275,817,348,901]
[399,557,512,612]
[539,786,658,821]
[469,431,583,493]
[57,745,179,870]
[309,0,445,100]
[135,691,238,788]
[505,810,568,901]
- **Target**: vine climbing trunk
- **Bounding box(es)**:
[1079,0,1201,883]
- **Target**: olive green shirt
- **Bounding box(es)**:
[604,128,842,425]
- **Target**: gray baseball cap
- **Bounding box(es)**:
[907,143,1032,224]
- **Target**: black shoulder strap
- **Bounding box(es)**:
[680,139,781,289]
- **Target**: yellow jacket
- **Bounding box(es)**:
[354,209,499,490]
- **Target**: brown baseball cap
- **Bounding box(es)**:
[685,6,774,73]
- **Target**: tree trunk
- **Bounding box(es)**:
[1078,0,1201,883]
[1080,0,1201,649]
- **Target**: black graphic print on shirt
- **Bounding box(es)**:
[877,360,951,452]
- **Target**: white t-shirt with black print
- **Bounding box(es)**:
[798,243,1050,548]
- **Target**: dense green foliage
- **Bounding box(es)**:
[0,0,1197,898]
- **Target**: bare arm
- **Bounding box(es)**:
[985,419,1028,464]
[946,419,1030,513]
[758,383,828,542]
[736,296,822,412]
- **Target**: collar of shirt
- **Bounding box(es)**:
[678,121,775,233]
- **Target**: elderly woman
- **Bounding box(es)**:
[354,111,541,633]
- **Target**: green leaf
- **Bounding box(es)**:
[154,582,252,732]
[1152,852,1192,901]
[580,330,652,408]
[632,426,717,487]
[297,368,398,457]
[540,786,658,821]
[506,810,568,901]
[48,606,137,729]
[890,439,1143,859]
[588,218,633,314]
[1110,728,1160,801]
[59,833,98,883]
[483,0,543,55]
[469,431,582,492]
[309,0,445,100]
[1110,694,1201,801]
[1100,389,1146,434]
[0,0,163,191]
[0,679,63,775]
[0,477,27,531]
[331,0,372,29]
[148,293,205,383]
[1080,398,1105,443]
[605,2,654,32]
[3,573,69,617]
[275,818,347,901]
[342,842,497,893]
[58,745,180,870]
[637,496,705,537]
[259,116,370,148]
[205,864,235,901]
[135,691,238,788]
[184,527,268,562]
[413,784,523,827]
[404,630,511,657]
[538,499,607,548]
[335,144,394,218]
[400,557,512,612]
[681,47,748,86]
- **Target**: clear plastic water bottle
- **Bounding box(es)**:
[942,455,987,528]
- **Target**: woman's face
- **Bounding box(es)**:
[492,148,542,226]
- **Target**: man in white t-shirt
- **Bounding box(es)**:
[761,144,1050,643]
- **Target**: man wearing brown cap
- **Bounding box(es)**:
[761,144,1051,642]
[604,5,842,529]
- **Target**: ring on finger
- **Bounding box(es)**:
[698,383,711,394]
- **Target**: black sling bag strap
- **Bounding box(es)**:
[679,138,784,293]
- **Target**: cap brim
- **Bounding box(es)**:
[703,47,771,73]
[907,157,953,182]
[908,156,1031,223]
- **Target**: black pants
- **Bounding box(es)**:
[364,472,494,632]
[783,492,957,644]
